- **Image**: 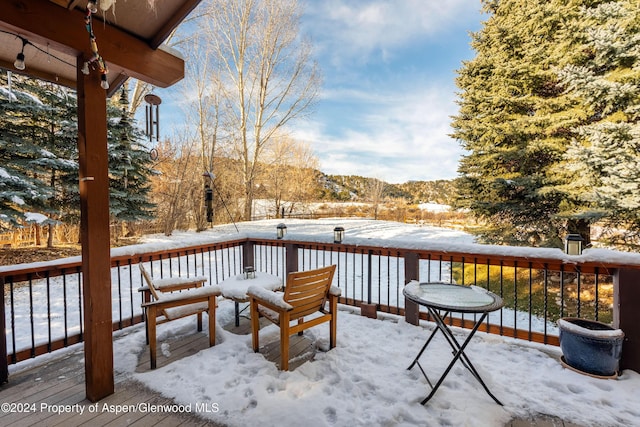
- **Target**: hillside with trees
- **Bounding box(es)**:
[317,174,457,206]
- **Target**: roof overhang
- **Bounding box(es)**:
[0,0,201,95]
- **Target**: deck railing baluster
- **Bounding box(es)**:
[28,274,35,357]
[543,264,549,344]
[10,278,16,364]
[513,262,518,338]
[116,260,123,329]
[0,236,627,368]
[62,270,68,346]
[46,272,51,352]
[577,269,582,319]
[594,268,600,321]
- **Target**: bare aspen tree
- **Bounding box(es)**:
[202,0,321,220]
[367,178,386,220]
[127,22,197,114]
[181,42,228,230]
[264,135,319,217]
[150,138,199,235]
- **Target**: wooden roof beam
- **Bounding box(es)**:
[2,0,184,88]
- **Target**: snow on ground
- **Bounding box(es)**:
[5,219,640,426]
[417,202,451,212]
[107,301,640,427]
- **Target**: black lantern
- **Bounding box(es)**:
[276,223,287,239]
[243,266,256,279]
[565,234,584,255]
[334,226,345,244]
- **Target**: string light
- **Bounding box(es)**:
[1,30,76,74]
[13,38,27,70]
[100,73,109,90]
[2,3,113,91]
[87,1,98,14]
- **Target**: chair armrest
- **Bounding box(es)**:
[153,275,208,292]
[329,286,341,297]
[247,285,293,310]
[144,285,221,305]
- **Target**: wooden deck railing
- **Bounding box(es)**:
[2,234,639,383]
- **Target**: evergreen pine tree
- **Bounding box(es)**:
[33,81,80,227]
[554,1,640,243]
[451,0,604,246]
[0,72,59,230]
[2,72,156,239]
[107,86,156,237]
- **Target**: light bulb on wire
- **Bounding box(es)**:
[100,73,109,90]
[14,38,27,70]
[14,52,25,70]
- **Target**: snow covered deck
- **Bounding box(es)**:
[1,303,629,426]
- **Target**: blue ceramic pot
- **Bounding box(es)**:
[558,317,624,377]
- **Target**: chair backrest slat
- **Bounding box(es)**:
[284,265,336,320]
[139,264,170,318]
[140,264,162,300]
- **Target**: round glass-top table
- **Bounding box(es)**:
[403,281,504,405]
[219,272,282,327]
[403,281,503,313]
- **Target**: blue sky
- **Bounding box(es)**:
[294,0,485,183]
[155,0,485,184]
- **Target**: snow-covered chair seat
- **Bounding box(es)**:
[139,263,221,369]
[247,265,340,371]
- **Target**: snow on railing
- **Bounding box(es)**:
[0,233,626,369]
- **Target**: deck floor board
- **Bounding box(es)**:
[0,316,316,426]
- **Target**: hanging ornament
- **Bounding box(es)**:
[100,0,116,12]
[82,3,109,90]
[7,70,13,103]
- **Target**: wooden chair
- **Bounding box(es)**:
[139,264,221,369]
[247,264,340,371]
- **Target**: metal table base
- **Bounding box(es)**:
[407,307,503,406]
[407,298,502,406]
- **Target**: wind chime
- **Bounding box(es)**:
[144,93,162,142]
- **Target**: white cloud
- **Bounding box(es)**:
[292,0,482,182]
[303,0,481,66]
[291,82,465,183]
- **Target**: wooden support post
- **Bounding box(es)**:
[77,58,114,402]
[613,268,640,373]
[361,249,377,319]
[404,252,420,326]
[285,243,299,276]
[242,240,255,269]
